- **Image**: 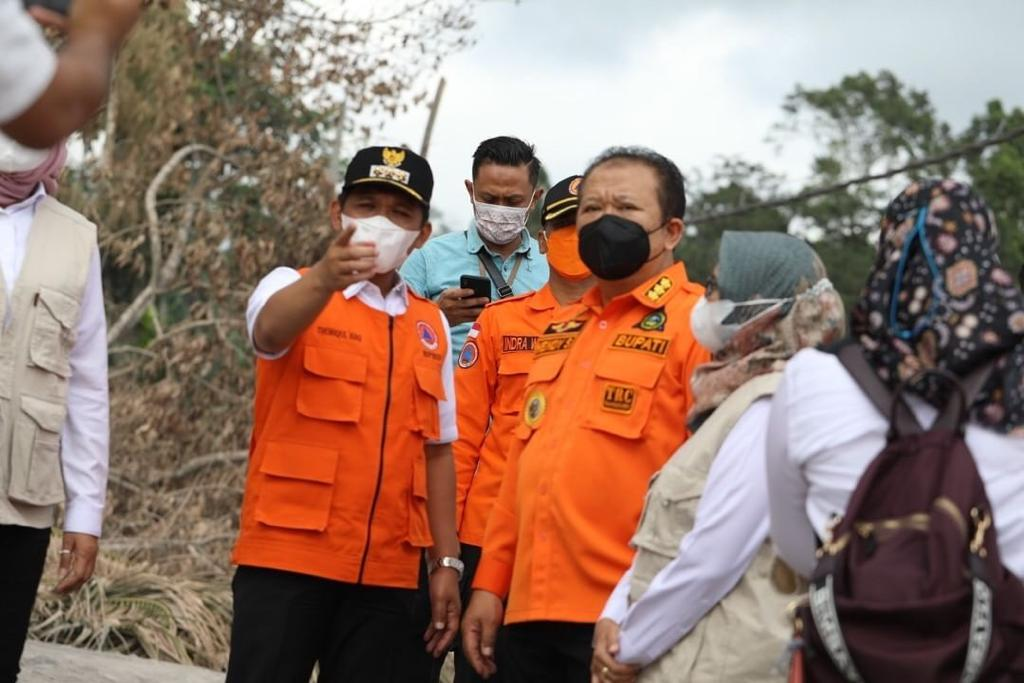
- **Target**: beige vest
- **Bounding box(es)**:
[630,373,797,683]
[0,197,95,528]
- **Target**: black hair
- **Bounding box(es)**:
[338,186,428,226]
[582,146,687,221]
[472,136,542,186]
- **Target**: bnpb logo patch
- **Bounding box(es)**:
[458,341,479,369]
[417,321,439,350]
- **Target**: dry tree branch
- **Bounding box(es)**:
[106,144,231,345]
[157,449,249,485]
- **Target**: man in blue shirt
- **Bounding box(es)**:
[401,136,549,364]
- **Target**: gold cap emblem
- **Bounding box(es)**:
[382,148,406,168]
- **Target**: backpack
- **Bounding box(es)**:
[792,341,1024,683]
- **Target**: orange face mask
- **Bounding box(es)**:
[544,226,592,281]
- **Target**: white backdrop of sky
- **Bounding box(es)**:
[346,0,1024,232]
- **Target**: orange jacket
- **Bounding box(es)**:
[454,284,560,547]
[473,262,710,624]
[232,282,448,589]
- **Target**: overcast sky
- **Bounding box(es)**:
[354,0,1024,231]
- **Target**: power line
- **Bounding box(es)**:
[688,125,1024,226]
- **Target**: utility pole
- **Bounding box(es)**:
[420,77,446,158]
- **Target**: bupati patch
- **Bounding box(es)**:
[535,334,576,355]
[634,308,667,332]
[523,390,547,427]
[502,335,536,353]
[458,341,479,369]
[644,276,673,303]
[417,321,439,350]
[611,333,670,357]
[543,318,587,335]
[602,384,636,414]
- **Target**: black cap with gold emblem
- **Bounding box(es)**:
[342,146,434,209]
[542,174,583,224]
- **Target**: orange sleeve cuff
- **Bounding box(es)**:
[471,554,513,599]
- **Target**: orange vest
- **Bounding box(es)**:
[454,285,560,547]
[232,281,448,589]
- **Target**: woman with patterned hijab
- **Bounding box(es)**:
[592,231,845,683]
[767,179,1024,585]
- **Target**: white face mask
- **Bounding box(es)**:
[343,213,422,275]
[0,131,49,173]
[473,193,532,245]
[689,295,789,353]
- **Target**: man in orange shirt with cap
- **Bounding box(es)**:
[227,146,462,682]
[446,175,595,682]
[462,147,710,683]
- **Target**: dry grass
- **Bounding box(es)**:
[30,536,232,670]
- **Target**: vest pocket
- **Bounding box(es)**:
[584,352,666,440]
[29,287,80,379]
[412,359,446,440]
[254,442,338,531]
[407,449,433,548]
[296,347,367,422]
[7,396,67,506]
[631,468,700,558]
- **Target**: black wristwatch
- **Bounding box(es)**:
[431,556,465,580]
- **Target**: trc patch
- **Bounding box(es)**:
[523,390,547,428]
[602,384,636,414]
[611,333,670,357]
[543,318,587,335]
[417,321,439,350]
[535,334,576,355]
[458,341,479,369]
[644,276,674,303]
[502,335,536,353]
[634,308,667,332]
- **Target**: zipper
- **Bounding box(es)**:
[358,315,394,583]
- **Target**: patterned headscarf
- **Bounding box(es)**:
[688,233,847,427]
[0,143,67,207]
[852,179,1024,435]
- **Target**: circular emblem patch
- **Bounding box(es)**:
[523,390,547,428]
[458,341,479,369]
[417,321,439,350]
[568,177,582,195]
[639,310,666,331]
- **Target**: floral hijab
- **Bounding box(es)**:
[852,179,1024,435]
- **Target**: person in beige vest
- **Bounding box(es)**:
[591,232,844,683]
[0,132,109,683]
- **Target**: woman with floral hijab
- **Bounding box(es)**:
[767,179,1024,584]
[592,231,845,683]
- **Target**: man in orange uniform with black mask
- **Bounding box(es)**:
[462,147,711,683]
[228,146,462,683]
[445,175,595,682]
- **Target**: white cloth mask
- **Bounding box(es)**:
[0,131,48,173]
[473,193,532,245]
[689,295,789,353]
[344,213,422,275]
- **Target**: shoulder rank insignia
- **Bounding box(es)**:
[644,276,673,303]
[634,308,667,332]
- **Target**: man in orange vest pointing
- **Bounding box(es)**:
[227,146,462,682]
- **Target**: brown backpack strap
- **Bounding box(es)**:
[930,361,997,434]
[836,341,921,438]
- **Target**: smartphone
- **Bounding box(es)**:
[460,275,491,301]
[24,0,72,15]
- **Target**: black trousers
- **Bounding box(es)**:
[501,621,594,683]
[226,565,437,683]
[0,525,50,683]
[422,543,495,683]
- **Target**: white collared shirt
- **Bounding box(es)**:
[246,267,457,444]
[0,185,109,537]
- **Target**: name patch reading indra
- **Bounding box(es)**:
[502,335,536,353]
